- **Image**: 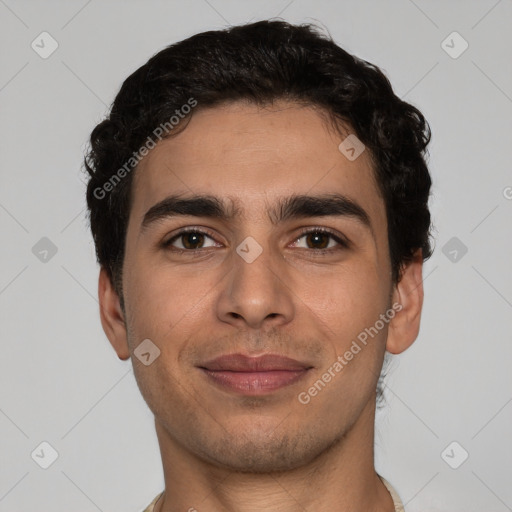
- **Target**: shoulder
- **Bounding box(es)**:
[141,491,164,512]
[380,476,405,512]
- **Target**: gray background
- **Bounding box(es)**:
[1,0,511,511]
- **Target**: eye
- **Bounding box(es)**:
[161,227,348,253]
[162,228,220,251]
[291,228,349,251]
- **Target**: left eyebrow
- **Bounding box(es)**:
[271,194,372,230]
[140,193,373,233]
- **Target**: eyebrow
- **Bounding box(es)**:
[141,193,372,233]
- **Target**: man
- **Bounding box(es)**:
[85,20,432,512]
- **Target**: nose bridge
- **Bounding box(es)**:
[217,235,294,329]
[233,236,276,293]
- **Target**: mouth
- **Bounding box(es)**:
[198,353,313,395]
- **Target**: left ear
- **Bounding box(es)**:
[386,249,424,354]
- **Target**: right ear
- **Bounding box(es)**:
[98,267,130,360]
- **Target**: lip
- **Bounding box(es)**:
[198,354,312,395]
[201,353,311,372]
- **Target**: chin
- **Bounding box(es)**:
[193,426,336,474]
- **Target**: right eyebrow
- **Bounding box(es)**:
[140,195,238,233]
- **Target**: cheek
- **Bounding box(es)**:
[299,269,390,413]
[123,257,218,363]
[124,248,186,320]
[301,260,389,341]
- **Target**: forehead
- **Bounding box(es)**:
[128,100,384,227]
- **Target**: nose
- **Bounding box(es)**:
[215,243,295,330]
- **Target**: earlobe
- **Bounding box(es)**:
[386,250,424,355]
[98,267,131,360]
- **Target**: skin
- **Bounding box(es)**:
[99,100,424,511]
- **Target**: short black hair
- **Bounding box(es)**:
[85,19,433,299]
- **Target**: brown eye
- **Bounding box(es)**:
[181,232,205,249]
[305,232,330,249]
[163,229,219,251]
[292,229,347,251]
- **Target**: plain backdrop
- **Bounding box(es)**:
[1,1,511,511]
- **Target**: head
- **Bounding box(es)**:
[85,20,432,472]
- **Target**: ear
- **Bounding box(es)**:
[98,267,130,360]
[386,249,424,354]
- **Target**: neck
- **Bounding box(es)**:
[153,397,394,512]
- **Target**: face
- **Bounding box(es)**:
[101,100,421,473]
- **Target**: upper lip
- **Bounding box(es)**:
[199,353,312,372]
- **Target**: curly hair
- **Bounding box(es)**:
[85,19,433,298]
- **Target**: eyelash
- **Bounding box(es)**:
[161,227,349,254]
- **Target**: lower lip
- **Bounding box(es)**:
[200,369,310,395]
